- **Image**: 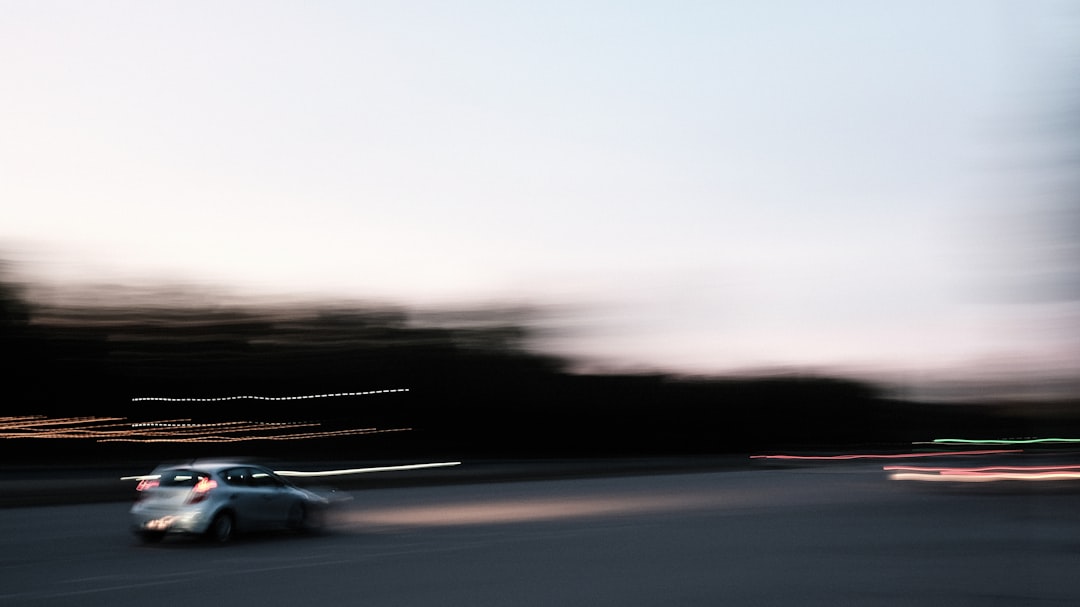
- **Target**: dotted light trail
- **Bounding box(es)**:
[98,426,411,443]
[0,416,145,439]
[0,415,126,430]
[2,415,411,443]
[131,388,410,402]
[750,449,1023,461]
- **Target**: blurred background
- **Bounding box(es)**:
[2,0,1078,463]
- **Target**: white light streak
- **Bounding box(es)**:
[275,462,462,477]
[889,471,1080,482]
[131,388,410,402]
[121,462,461,481]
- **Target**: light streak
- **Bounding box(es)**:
[750,449,1022,460]
[884,464,1080,473]
[885,463,1080,482]
[0,416,153,439]
[122,461,462,481]
[350,494,717,528]
[2,415,410,443]
[0,415,126,430]
[131,388,410,402]
[275,461,461,477]
[916,438,1080,445]
[889,471,1080,482]
[98,427,411,443]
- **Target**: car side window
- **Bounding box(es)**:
[222,467,250,487]
[250,469,283,488]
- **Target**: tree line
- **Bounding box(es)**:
[0,271,1066,463]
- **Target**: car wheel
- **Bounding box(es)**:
[206,512,235,543]
[138,531,165,544]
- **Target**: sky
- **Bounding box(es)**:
[2,1,1078,387]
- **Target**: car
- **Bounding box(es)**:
[129,461,330,544]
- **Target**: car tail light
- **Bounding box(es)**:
[186,477,218,504]
[136,479,159,492]
[134,478,159,501]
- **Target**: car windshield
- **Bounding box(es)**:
[157,469,211,487]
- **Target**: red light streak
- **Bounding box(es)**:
[135,479,159,491]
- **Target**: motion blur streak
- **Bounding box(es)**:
[1,415,409,442]
[917,438,1080,445]
[131,388,410,402]
[275,462,461,477]
[0,416,187,438]
[884,465,1080,473]
[0,415,125,427]
[347,495,717,529]
[886,463,1080,482]
[889,471,1080,482]
[0,415,128,434]
[98,426,410,443]
[750,450,1022,460]
[121,461,460,481]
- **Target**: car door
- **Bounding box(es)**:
[247,466,293,525]
[220,467,266,528]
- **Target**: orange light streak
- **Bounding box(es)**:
[0,415,127,430]
[2,415,411,443]
[98,427,411,443]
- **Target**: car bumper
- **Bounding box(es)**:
[130,507,212,535]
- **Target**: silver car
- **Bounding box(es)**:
[130,461,329,543]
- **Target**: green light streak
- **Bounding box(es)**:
[927,438,1080,445]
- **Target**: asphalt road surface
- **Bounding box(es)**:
[2,464,1079,606]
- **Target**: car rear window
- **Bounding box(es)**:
[157,469,211,487]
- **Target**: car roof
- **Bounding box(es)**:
[153,460,271,473]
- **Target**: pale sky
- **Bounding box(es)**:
[2,1,1077,383]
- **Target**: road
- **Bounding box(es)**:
[1,463,1079,606]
